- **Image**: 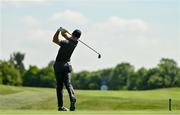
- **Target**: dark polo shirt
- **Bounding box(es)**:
[55,39,78,63]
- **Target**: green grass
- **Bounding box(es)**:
[0,110,180,115]
[0,85,180,114]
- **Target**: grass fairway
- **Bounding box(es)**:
[0,110,179,115]
[0,85,180,115]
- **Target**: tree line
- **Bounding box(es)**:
[0,52,180,90]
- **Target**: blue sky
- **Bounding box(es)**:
[0,0,179,72]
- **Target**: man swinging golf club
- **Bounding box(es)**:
[52,27,81,111]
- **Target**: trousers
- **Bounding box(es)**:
[54,62,75,107]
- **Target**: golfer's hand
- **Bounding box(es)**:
[58,27,67,33]
[57,27,63,32]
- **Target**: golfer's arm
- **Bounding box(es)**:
[61,31,71,40]
[52,30,60,45]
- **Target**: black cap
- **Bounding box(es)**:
[72,29,81,38]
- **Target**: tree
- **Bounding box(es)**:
[146,68,162,89]
[10,52,25,74]
[174,68,180,86]
[37,68,56,88]
[0,60,22,86]
[100,68,112,87]
[72,71,91,89]
[88,72,101,89]
[126,74,136,90]
[158,58,179,87]
[47,60,55,68]
[148,74,163,89]
[37,61,56,88]
[109,62,135,90]
[0,69,2,84]
[23,65,40,87]
[135,67,148,90]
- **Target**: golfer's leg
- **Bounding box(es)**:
[64,73,76,111]
[64,73,75,101]
[55,71,64,108]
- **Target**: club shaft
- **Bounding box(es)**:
[66,31,100,55]
[78,40,100,55]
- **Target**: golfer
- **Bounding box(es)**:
[52,27,81,111]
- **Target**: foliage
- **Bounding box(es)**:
[22,61,56,88]
[0,60,22,86]
[0,51,180,90]
[9,52,25,74]
[108,63,135,90]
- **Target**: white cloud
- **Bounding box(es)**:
[22,16,40,28]
[50,10,88,25]
[22,15,54,43]
[70,16,179,71]
[1,12,179,71]
[27,29,54,42]
[95,16,148,33]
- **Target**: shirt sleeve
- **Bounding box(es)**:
[59,40,69,47]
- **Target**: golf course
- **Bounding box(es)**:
[0,85,180,115]
[1,0,180,114]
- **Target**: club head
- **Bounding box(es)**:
[98,54,101,59]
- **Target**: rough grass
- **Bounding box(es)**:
[0,85,180,111]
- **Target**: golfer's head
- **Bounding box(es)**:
[72,29,81,39]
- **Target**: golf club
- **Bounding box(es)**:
[78,39,101,59]
[65,29,101,59]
